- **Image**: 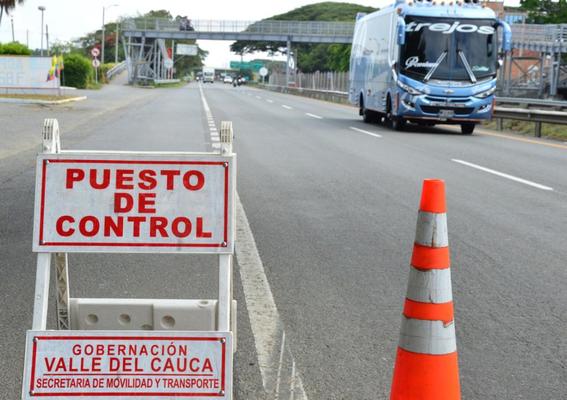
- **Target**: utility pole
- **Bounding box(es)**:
[26,29,29,47]
[38,6,46,56]
[11,17,15,42]
[115,21,119,63]
[102,4,118,65]
[46,24,49,55]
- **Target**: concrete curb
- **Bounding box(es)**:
[0,96,87,105]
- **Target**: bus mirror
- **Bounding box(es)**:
[498,20,512,52]
[397,17,406,46]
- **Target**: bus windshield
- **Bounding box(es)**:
[400,17,498,82]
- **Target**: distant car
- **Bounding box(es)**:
[223,76,233,84]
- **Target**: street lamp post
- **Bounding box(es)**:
[38,6,45,56]
[115,21,119,63]
[101,4,118,65]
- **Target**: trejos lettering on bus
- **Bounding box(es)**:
[54,167,214,240]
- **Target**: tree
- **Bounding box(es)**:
[230,2,377,72]
[72,9,207,72]
[0,0,23,27]
[520,0,567,24]
[0,41,31,55]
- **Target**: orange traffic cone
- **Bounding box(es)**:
[390,179,460,400]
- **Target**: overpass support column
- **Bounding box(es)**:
[286,37,291,88]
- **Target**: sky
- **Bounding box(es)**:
[0,0,521,67]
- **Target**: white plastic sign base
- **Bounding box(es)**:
[32,152,235,254]
[22,331,232,399]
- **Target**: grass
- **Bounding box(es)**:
[482,119,567,141]
[0,94,78,101]
[153,81,188,89]
[86,81,104,90]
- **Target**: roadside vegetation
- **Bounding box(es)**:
[0,41,31,55]
[231,2,377,73]
[483,119,567,141]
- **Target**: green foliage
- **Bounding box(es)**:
[231,2,377,72]
[0,41,32,55]
[74,10,207,74]
[63,53,92,89]
[144,9,173,19]
[520,0,567,24]
[0,0,24,27]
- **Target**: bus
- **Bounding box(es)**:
[349,0,512,134]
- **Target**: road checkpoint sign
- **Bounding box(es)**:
[23,331,232,399]
[25,119,237,399]
[32,153,235,253]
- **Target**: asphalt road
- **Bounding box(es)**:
[1,81,566,399]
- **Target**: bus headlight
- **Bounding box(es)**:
[397,80,422,95]
[474,86,496,99]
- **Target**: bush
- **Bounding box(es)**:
[98,63,116,84]
[63,54,92,89]
[0,42,32,55]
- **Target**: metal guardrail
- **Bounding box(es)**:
[495,97,567,111]
[261,85,567,137]
[106,61,127,80]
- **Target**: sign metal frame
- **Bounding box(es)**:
[24,119,236,399]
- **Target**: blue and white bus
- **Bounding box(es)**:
[349,0,512,134]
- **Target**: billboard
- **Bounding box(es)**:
[177,44,198,56]
[0,56,61,89]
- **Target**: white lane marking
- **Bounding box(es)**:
[452,159,554,191]
[350,126,383,138]
[235,195,308,400]
[256,96,262,100]
[201,84,308,398]
[305,113,323,119]
[199,84,220,149]
[282,105,293,110]
[266,99,274,103]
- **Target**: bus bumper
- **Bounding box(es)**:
[397,93,494,123]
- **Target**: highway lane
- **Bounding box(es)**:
[203,83,567,399]
[0,85,265,399]
[1,82,565,399]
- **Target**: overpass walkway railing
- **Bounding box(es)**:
[122,18,355,42]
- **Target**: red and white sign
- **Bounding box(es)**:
[90,48,100,58]
[32,153,235,253]
[23,331,232,399]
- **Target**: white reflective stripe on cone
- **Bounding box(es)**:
[415,211,449,248]
[406,266,453,304]
[399,317,457,355]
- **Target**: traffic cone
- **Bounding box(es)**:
[390,179,460,400]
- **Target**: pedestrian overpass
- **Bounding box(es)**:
[121,18,354,85]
